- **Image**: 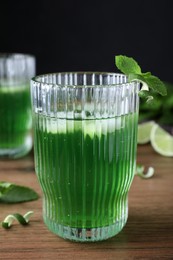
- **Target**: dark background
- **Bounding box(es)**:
[1,0,173,82]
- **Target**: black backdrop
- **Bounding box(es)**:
[1,0,173,82]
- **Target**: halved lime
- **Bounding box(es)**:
[137,121,155,144]
[150,124,173,157]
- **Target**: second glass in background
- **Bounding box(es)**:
[0,53,35,158]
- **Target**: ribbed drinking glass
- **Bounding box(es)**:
[0,53,35,158]
[31,72,139,242]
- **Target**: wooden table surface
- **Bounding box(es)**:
[0,145,173,260]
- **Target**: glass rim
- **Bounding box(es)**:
[0,52,35,60]
[31,72,133,88]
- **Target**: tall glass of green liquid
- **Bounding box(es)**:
[31,72,139,242]
[0,53,35,158]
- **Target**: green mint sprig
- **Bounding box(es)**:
[1,211,33,229]
[115,55,167,103]
[0,182,39,203]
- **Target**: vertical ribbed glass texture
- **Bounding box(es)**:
[31,72,139,242]
[0,53,35,158]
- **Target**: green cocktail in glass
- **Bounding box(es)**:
[0,54,35,158]
[31,72,139,241]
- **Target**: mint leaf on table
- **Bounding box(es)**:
[0,182,39,203]
[115,55,167,100]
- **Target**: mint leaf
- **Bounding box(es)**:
[143,75,167,96]
[115,55,141,75]
[128,73,167,97]
[115,55,167,98]
[0,182,39,203]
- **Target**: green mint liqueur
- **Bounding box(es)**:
[0,84,32,156]
[34,112,138,230]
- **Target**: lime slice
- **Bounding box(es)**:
[137,121,155,144]
[150,124,173,157]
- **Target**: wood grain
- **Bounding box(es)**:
[0,145,173,260]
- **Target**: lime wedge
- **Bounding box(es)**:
[137,121,155,144]
[150,124,173,157]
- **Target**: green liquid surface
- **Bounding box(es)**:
[34,113,138,229]
[0,85,32,149]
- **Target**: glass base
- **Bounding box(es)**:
[0,135,32,159]
[43,215,128,242]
